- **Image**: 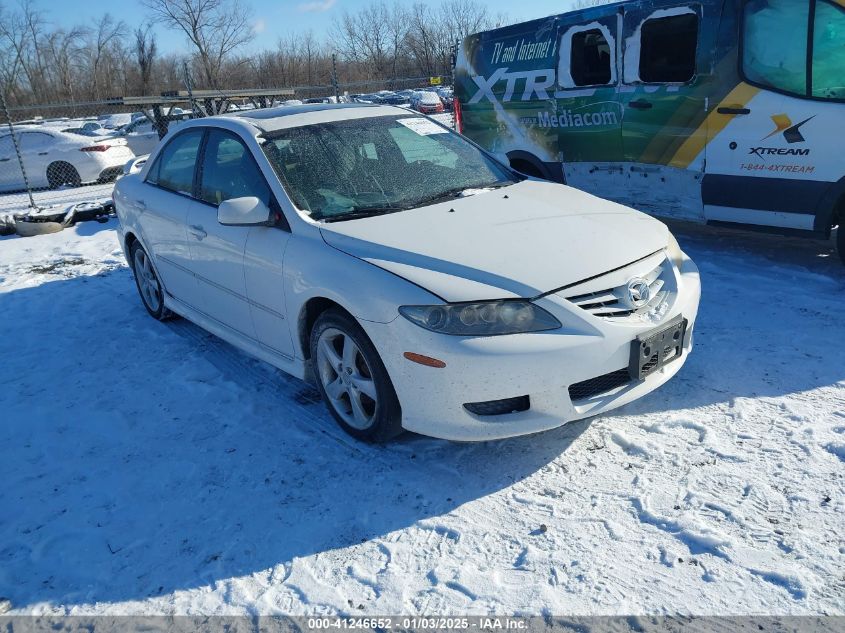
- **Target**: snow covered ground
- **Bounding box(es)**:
[0,218,843,617]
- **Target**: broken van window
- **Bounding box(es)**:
[571,29,612,86]
[638,13,698,83]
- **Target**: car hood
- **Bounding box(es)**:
[319,180,668,302]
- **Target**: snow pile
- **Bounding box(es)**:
[0,221,843,616]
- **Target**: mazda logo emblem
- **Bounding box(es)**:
[627,278,651,308]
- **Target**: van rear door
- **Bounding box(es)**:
[619,3,708,218]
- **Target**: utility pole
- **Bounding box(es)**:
[331,53,340,103]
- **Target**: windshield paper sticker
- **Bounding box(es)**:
[397,117,449,135]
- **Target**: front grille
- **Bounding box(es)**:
[568,369,631,402]
[565,259,669,319]
[464,395,530,416]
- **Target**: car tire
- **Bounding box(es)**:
[310,309,403,443]
[130,241,172,321]
[47,162,81,189]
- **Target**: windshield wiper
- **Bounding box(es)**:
[317,205,407,223]
[415,181,516,207]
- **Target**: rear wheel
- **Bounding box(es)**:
[130,241,171,320]
[310,309,402,442]
[46,162,81,189]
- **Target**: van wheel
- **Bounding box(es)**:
[47,162,81,189]
[310,309,403,443]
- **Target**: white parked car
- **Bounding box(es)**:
[98,113,135,130]
[113,104,701,442]
[120,114,192,156]
[0,129,135,191]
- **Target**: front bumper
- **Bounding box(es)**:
[361,253,701,441]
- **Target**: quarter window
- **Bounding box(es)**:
[199,130,271,206]
[147,129,203,195]
[638,13,698,83]
[571,29,613,86]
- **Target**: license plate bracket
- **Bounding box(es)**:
[629,315,687,380]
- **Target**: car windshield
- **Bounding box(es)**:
[260,115,517,221]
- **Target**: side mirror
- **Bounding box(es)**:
[217,196,272,226]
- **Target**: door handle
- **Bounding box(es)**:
[189,224,207,240]
[717,106,751,115]
[0,158,9,162]
[628,99,653,110]
[38,152,48,156]
[135,199,147,210]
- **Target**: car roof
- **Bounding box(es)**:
[226,103,410,133]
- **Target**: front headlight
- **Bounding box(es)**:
[667,232,684,269]
[399,301,561,336]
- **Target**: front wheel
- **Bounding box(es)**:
[310,309,402,442]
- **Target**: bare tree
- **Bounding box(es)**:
[142,0,254,88]
[332,2,406,80]
[86,14,126,99]
[135,24,158,95]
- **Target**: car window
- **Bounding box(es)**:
[812,0,845,99]
[742,0,809,96]
[146,129,203,195]
[199,129,271,206]
[638,12,698,83]
[19,132,53,150]
[571,28,613,86]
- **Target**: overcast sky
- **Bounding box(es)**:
[43,0,584,55]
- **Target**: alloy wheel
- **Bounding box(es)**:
[315,327,378,430]
[133,248,162,313]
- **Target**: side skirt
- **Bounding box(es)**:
[163,293,307,381]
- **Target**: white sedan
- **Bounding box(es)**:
[113,104,701,442]
[0,128,134,191]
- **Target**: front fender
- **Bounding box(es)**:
[283,234,440,327]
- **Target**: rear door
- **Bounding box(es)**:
[18,132,54,188]
[619,3,708,218]
[138,128,204,302]
[621,4,705,163]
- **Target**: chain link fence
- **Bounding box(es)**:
[0,75,454,238]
